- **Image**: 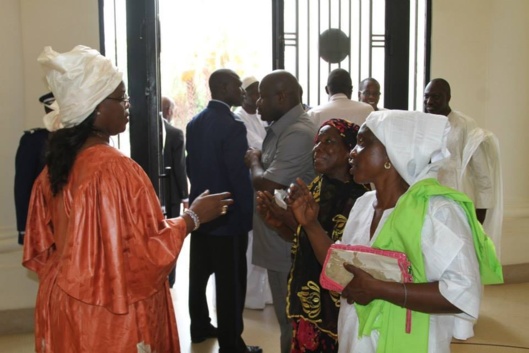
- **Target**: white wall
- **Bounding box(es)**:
[20,0,100,129]
[0,0,99,310]
[486,0,529,264]
[486,0,529,209]
[431,0,529,264]
[1,1,25,253]
[430,0,492,123]
[0,2,35,310]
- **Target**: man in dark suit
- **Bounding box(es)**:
[162,96,189,217]
[186,69,260,353]
[14,93,53,244]
[161,96,189,288]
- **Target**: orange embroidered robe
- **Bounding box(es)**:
[23,144,186,353]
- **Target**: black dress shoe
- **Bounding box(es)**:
[191,325,218,343]
[245,346,263,353]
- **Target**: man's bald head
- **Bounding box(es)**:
[427,78,451,96]
[209,69,244,107]
[261,70,300,99]
[424,78,452,116]
[257,70,301,122]
[162,96,175,122]
[326,68,353,98]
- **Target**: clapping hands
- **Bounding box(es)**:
[256,191,288,229]
[287,178,319,227]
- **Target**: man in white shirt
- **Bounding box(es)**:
[308,68,373,128]
[424,78,502,254]
[234,76,273,310]
[234,76,267,149]
[358,77,386,111]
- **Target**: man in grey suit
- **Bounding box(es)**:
[245,70,317,353]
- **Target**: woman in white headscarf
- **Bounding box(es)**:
[288,110,502,353]
[23,45,232,353]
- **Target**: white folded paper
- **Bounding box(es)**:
[323,248,405,289]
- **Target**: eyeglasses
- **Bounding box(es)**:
[106,95,130,104]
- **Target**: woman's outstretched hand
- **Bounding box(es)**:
[188,190,233,224]
[287,178,319,227]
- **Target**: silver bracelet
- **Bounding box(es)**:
[401,283,408,308]
[184,209,200,231]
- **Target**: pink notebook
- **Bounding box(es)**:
[320,244,414,333]
[320,244,413,293]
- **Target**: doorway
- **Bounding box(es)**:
[100,0,430,177]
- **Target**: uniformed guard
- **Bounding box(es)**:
[14,93,53,244]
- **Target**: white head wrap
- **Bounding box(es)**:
[38,45,123,131]
[365,110,451,185]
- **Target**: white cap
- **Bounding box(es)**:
[241,76,259,90]
[38,45,123,131]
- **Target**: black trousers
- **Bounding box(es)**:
[189,231,248,353]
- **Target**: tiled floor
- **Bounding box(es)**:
[1,236,528,353]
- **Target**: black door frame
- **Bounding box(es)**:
[270,0,432,109]
[99,0,163,194]
[384,0,410,109]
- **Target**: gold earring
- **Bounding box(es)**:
[384,161,391,170]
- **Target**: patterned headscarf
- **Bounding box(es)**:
[318,118,361,150]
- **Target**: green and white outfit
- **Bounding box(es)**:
[337,111,502,353]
